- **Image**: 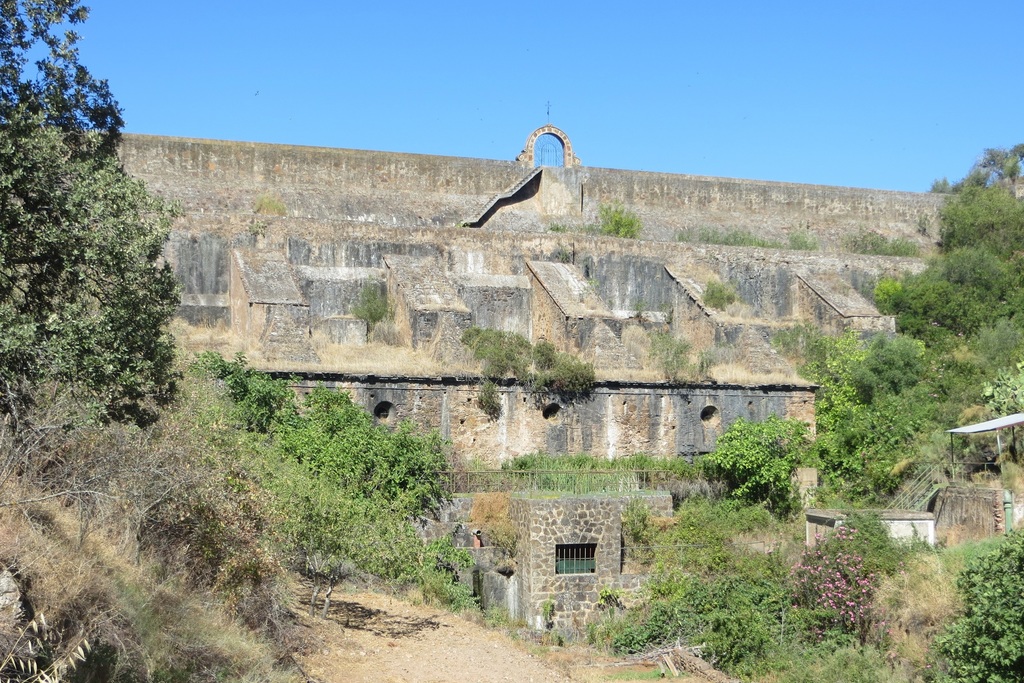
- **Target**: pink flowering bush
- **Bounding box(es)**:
[791,524,886,644]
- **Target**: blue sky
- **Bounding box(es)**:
[78,1,1023,192]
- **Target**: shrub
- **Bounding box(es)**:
[787,231,819,251]
[197,352,295,432]
[771,323,821,362]
[621,497,655,566]
[703,280,738,311]
[458,329,597,398]
[598,202,642,239]
[461,327,533,378]
[605,500,792,676]
[841,230,920,257]
[791,525,881,644]
[532,340,558,371]
[938,531,1024,681]
[469,492,518,558]
[702,416,809,515]
[275,387,448,517]
[477,379,501,419]
[648,332,691,381]
[418,537,476,612]
[351,283,392,332]
[533,354,596,396]
[676,226,782,249]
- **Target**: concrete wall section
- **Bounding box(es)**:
[547,165,943,247]
[294,266,385,319]
[119,134,527,229]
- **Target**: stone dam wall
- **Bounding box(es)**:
[123,133,939,462]
[121,134,944,250]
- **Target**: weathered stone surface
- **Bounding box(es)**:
[120,134,943,249]
[508,492,671,633]
[286,375,815,462]
[933,486,1006,544]
[0,568,21,630]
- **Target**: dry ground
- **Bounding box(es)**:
[289,588,702,683]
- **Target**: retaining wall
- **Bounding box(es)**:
[282,374,815,463]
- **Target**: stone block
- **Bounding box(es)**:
[314,316,367,345]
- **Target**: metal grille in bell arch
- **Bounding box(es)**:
[535,133,565,167]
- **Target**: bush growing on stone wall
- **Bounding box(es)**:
[622,497,656,566]
[703,280,738,311]
[461,327,533,378]
[533,341,558,371]
[532,353,596,396]
[648,332,692,382]
[253,194,287,216]
[460,327,596,397]
[470,492,518,559]
[598,202,642,239]
[477,379,501,419]
[787,230,819,251]
[352,284,393,333]
[771,323,822,363]
[676,226,783,249]
[841,229,920,257]
[702,416,809,515]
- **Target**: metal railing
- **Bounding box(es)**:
[889,464,946,511]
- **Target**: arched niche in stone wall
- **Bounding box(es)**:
[516,124,581,168]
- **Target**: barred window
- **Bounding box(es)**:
[555,543,596,574]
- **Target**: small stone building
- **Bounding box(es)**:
[505,492,672,633]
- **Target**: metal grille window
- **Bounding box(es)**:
[555,543,596,574]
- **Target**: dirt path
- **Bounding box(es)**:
[291,590,573,683]
[289,589,697,683]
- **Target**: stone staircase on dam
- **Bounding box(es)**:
[463,166,543,228]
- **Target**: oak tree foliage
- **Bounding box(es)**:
[0,1,179,424]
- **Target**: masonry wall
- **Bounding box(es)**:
[122,134,944,250]
[284,375,815,462]
[165,219,924,331]
[510,493,673,633]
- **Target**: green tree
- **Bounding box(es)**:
[703,416,809,514]
[0,1,178,424]
[938,532,1024,682]
[197,352,296,432]
[940,185,1024,254]
[276,387,448,516]
[351,283,392,332]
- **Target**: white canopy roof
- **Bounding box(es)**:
[947,413,1024,434]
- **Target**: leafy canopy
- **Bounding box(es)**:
[938,532,1024,682]
[0,1,178,423]
[702,415,809,515]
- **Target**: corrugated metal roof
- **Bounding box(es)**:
[947,413,1024,434]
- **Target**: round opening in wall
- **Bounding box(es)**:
[374,401,394,421]
[700,405,718,422]
[542,403,561,420]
